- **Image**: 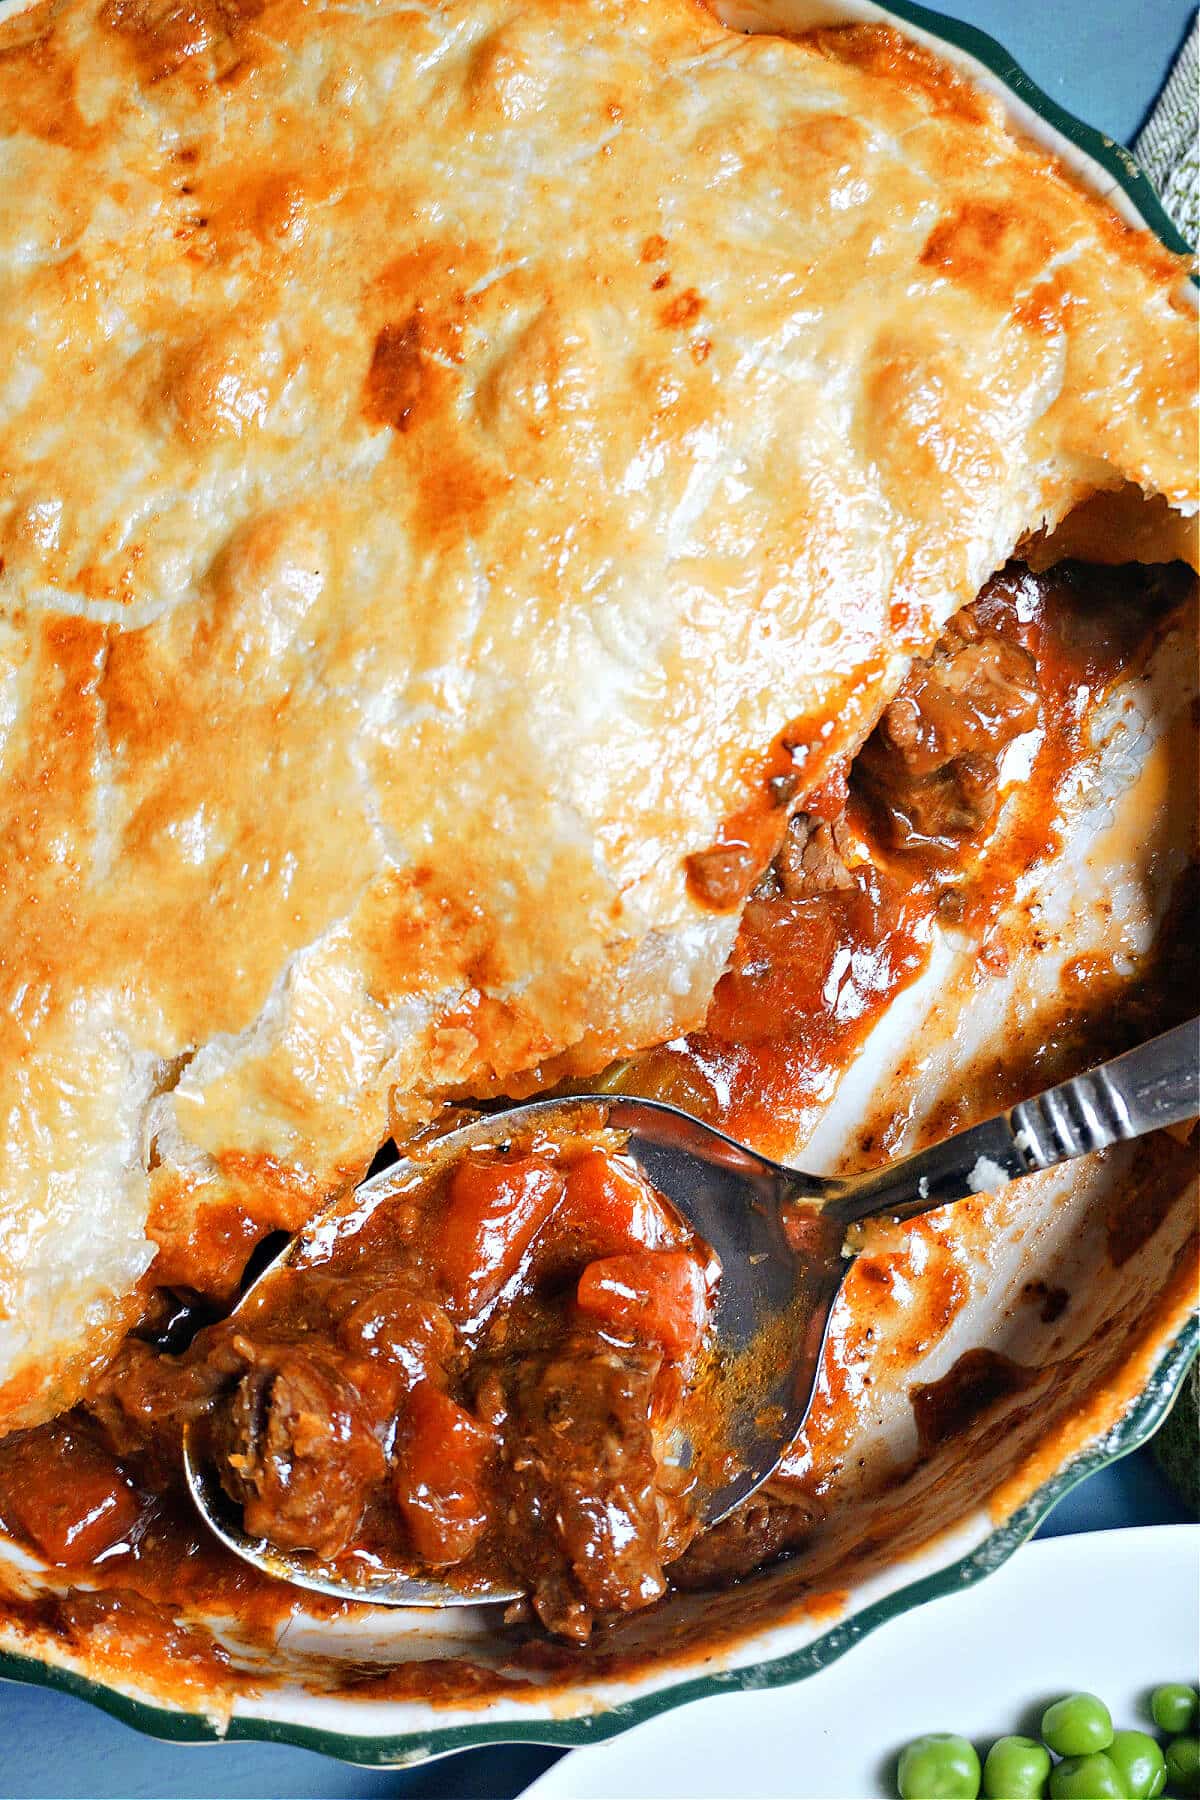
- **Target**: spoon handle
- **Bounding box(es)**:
[828,1018,1199,1228]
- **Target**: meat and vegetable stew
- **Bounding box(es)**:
[8,1126,721,1642]
[204,1124,719,1638]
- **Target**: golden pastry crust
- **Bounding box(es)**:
[0,0,1195,1428]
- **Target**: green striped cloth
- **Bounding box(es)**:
[1134,18,1199,246]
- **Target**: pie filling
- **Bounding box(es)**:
[0,556,1193,1644]
[197,1122,718,1642]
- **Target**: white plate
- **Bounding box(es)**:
[525,1525,1200,1800]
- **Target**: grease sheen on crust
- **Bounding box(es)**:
[0,0,1195,1428]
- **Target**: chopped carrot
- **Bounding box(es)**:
[392,1384,495,1565]
[558,1149,683,1257]
[576,1252,711,1357]
[0,1438,141,1566]
[434,1153,564,1319]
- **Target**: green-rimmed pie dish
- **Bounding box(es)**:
[0,0,1195,1767]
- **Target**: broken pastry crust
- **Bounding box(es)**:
[0,0,1195,1427]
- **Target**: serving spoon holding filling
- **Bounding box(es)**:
[185,1017,1199,1613]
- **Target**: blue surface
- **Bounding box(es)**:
[2,2,1195,1794]
[948,0,1195,145]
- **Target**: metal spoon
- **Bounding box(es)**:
[185,1017,1198,1606]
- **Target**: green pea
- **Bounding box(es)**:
[1108,1729,1166,1799]
[1165,1735,1200,1795]
[1041,1694,1114,1758]
[1048,1752,1124,1799]
[1151,1686,1199,1735]
[897,1734,982,1799]
[982,1735,1051,1797]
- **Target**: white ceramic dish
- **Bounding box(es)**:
[0,0,1195,1767]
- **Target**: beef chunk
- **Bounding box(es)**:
[211,1342,385,1559]
[497,1335,671,1640]
[668,1489,820,1588]
[84,1336,230,1487]
[855,610,1039,851]
[774,814,855,899]
[336,1283,456,1389]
